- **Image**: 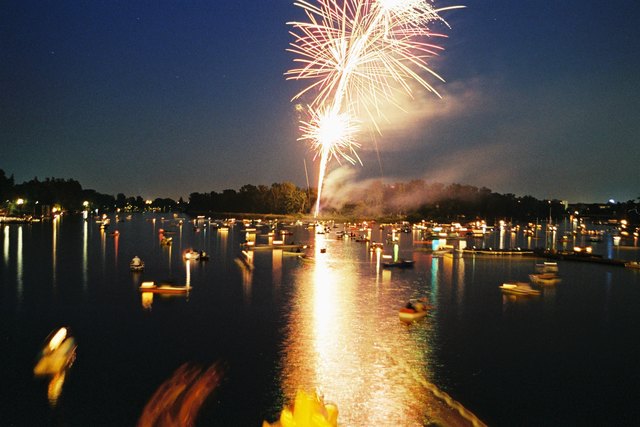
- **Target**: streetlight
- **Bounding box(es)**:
[16,198,24,216]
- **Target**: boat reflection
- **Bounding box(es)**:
[141,291,154,309]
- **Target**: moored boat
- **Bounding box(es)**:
[138,281,191,294]
[625,261,640,270]
[499,282,541,296]
[130,256,144,272]
[535,262,559,273]
[383,259,414,269]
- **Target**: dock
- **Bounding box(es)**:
[534,249,627,267]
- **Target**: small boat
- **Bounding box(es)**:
[139,281,191,294]
[399,298,430,322]
[625,261,640,270]
[183,250,200,260]
[529,273,561,286]
[382,259,415,269]
[160,237,172,246]
[130,256,145,272]
[535,262,558,273]
[499,282,541,296]
[34,327,77,376]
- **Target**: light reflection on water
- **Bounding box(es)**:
[1,216,639,425]
[52,216,59,286]
[17,225,23,304]
[82,220,88,289]
[3,225,9,266]
[281,232,481,426]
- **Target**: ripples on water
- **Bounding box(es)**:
[0,215,639,425]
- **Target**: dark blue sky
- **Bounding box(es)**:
[2,1,639,203]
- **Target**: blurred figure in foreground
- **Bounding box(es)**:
[138,362,223,427]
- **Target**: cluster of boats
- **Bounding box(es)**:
[529,262,561,285]
[499,262,560,296]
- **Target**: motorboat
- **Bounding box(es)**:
[399,298,430,322]
[34,327,77,376]
[130,256,144,272]
[529,273,561,286]
[535,262,559,273]
[160,237,172,245]
[382,259,415,269]
[139,281,191,294]
[499,282,541,296]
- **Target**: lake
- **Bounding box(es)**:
[1,214,639,426]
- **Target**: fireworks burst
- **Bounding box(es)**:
[287,0,463,217]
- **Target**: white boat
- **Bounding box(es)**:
[130,256,144,272]
[499,282,541,296]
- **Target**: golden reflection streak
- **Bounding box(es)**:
[219,228,228,262]
[53,216,59,286]
[141,292,154,310]
[3,225,8,267]
[273,249,283,287]
[114,232,119,265]
[47,372,66,407]
[17,225,23,303]
[283,232,482,425]
[82,220,88,288]
[185,259,191,287]
[100,224,106,274]
[286,233,404,424]
[236,251,254,305]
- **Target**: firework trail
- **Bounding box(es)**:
[287,0,462,217]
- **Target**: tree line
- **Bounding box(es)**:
[1,168,638,224]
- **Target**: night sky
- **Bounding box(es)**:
[2,1,639,203]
